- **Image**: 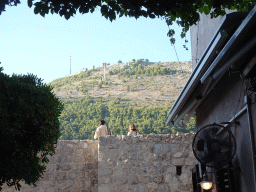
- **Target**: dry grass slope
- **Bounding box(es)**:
[48,61,192,108]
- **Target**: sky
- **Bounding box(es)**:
[0,1,191,84]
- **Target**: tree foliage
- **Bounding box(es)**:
[59,96,196,140]
[0,0,255,42]
[0,67,64,191]
[108,62,188,78]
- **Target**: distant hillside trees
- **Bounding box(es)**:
[49,69,93,88]
[59,96,195,140]
[108,64,183,78]
[118,60,122,63]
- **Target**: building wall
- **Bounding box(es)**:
[98,134,198,192]
[1,140,98,192]
[196,72,256,192]
[190,10,236,70]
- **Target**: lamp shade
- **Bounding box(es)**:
[200,181,213,190]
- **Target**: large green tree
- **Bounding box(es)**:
[0,0,255,42]
[0,66,64,191]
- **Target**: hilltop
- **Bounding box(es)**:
[48,60,192,108]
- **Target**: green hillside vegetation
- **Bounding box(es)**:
[59,96,196,140]
[47,60,194,140]
[109,62,190,78]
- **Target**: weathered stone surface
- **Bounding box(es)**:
[146,182,158,192]
[99,134,196,192]
[2,134,197,192]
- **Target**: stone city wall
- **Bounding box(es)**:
[2,133,198,192]
[2,140,98,192]
[98,133,198,192]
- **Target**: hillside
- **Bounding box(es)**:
[47,60,194,139]
[48,60,192,108]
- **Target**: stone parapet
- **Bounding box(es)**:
[2,140,98,192]
[2,133,198,192]
[98,133,198,192]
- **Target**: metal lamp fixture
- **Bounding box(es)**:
[199,173,213,190]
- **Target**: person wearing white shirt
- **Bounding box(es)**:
[94,119,112,139]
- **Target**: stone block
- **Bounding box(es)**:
[62,186,79,192]
[67,144,74,148]
[137,152,145,160]
[55,180,74,189]
[74,180,85,188]
[112,176,128,186]
[169,177,181,191]
[98,185,111,192]
[162,144,170,153]
[128,152,137,160]
[122,167,130,175]
[152,154,159,161]
[139,176,152,184]
[158,154,166,161]
[134,184,149,192]
[146,182,158,192]
[153,176,164,184]
[55,172,67,180]
[154,144,163,154]
[98,168,113,176]
[45,164,56,172]
[166,166,176,174]
[164,173,173,184]
[68,172,77,179]
[174,152,183,158]
[185,158,198,166]
[148,167,164,175]
[170,144,181,148]
[172,158,185,165]
[98,176,112,185]
[138,168,148,175]
[108,144,119,149]
[41,180,56,188]
[132,161,141,167]
[75,172,85,179]
[188,151,195,158]
[71,153,85,163]
[166,153,172,160]
[158,184,169,192]
[42,172,54,180]
[128,175,139,185]
[88,162,98,170]
[79,141,88,148]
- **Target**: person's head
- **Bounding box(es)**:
[129,124,136,131]
[99,119,106,125]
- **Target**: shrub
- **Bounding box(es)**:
[0,70,64,190]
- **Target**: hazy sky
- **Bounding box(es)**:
[1,1,192,84]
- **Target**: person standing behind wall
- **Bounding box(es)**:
[127,124,140,136]
[94,119,112,139]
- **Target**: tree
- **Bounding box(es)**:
[1,0,254,42]
[126,85,130,92]
[117,60,122,63]
[0,67,64,191]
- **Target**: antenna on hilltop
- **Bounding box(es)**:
[70,54,71,74]
[102,62,106,80]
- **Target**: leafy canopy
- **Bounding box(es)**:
[0,0,255,42]
[0,66,64,191]
[58,96,196,140]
